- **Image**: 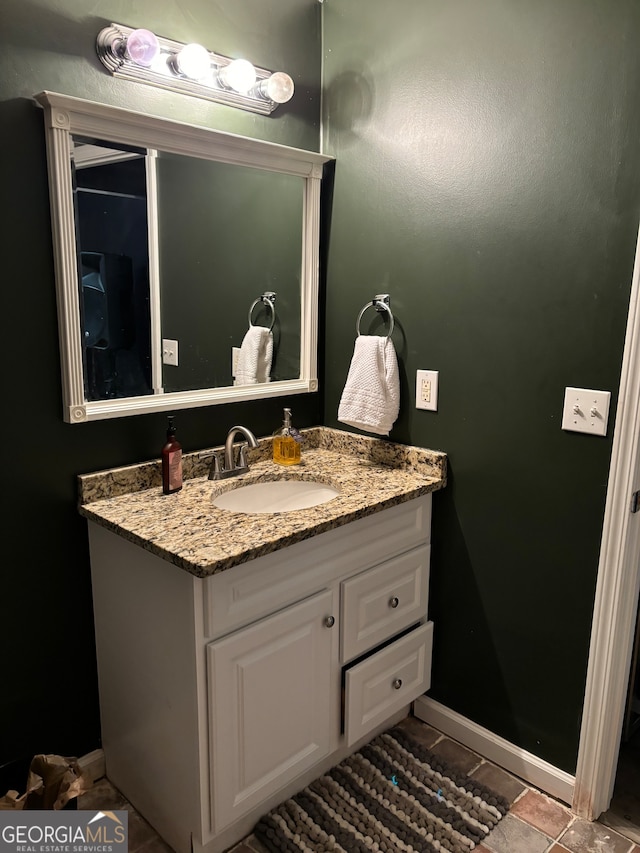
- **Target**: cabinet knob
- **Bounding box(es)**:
[323,615,335,628]
[389,596,399,609]
[392,678,403,690]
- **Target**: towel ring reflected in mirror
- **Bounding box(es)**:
[248,291,277,332]
[356,293,394,338]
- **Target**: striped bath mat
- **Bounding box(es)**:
[254,726,508,852]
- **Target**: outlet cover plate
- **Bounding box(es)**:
[416,369,438,411]
[561,387,611,436]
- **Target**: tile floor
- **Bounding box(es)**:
[602,727,640,844]
[78,715,640,853]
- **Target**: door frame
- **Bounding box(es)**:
[573,222,640,819]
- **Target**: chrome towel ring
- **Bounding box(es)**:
[248,291,277,332]
[355,293,394,338]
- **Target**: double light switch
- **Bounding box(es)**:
[561,387,611,436]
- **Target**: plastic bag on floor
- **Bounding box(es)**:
[0,754,91,810]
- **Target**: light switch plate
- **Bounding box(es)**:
[162,338,179,366]
[561,387,611,436]
[416,369,438,411]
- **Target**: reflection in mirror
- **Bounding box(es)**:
[73,137,153,401]
[155,153,303,391]
[36,91,332,422]
[72,137,304,401]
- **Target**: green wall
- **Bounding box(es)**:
[3,0,639,782]
[322,0,640,771]
[0,0,321,763]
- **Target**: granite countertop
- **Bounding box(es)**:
[78,427,447,578]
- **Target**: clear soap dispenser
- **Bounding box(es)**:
[273,407,301,466]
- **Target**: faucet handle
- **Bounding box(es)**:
[200,449,223,479]
[237,442,249,469]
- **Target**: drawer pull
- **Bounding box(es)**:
[389,596,400,609]
[392,678,403,690]
[323,615,335,628]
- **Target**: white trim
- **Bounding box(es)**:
[573,223,640,820]
[145,148,163,396]
[35,92,329,176]
[73,145,141,169]
[78,748,106,784]
[75,378,315,422]
[319,1,325,155]
[414,696,576,805]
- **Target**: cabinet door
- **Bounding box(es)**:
[207,589,338,832]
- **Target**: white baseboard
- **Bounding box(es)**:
[414,696,575,806]
[78,749,106,784]
[78,699,576,812]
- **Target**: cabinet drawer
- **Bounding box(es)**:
[344,621,433,747]
[341,545,430,664]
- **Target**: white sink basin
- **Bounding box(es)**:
[212,479,340,514]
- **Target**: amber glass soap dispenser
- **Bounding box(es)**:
[162,416,183,494]
[273,407,301,466]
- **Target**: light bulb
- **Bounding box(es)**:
[125,29,160,68]
[175,43,211,80]
[257,72,295,104]
[218,59,256,94]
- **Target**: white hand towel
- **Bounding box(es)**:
[338,335,400,436]
[233,326,273,386]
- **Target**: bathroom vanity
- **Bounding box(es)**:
[79,428,446,853]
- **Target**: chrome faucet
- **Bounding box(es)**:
[203,425,259,480]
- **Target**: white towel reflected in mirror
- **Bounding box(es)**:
[233,326,273,385]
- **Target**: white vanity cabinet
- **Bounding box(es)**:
[88,494,434,853]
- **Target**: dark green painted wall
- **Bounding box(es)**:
[3,0,639,781]
[0,0,321,763]
[322,0,640,771]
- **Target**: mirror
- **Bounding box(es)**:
[36,91,332,423]
[72,138,304,399]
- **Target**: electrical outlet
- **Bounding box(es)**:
[561,387,611,436]
[162,339,179,366]
[416,369,438,411]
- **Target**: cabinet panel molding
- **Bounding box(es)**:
[345,621,434,746]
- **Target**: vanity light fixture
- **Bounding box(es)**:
[96,23,294,115]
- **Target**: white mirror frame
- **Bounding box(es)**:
[35,91,332,423]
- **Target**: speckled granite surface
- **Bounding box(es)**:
[78,427,447,578]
